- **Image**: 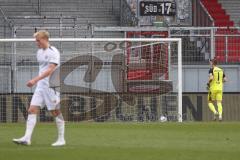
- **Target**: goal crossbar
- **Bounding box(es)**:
[0,38,181,42]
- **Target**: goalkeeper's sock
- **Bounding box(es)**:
[208,103,217,115]
[24,114,37,141]
[217,102,223,119]
[55,113,65,141]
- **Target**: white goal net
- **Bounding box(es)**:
[0,38,182,122]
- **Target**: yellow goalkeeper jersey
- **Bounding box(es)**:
[209,66,225,91]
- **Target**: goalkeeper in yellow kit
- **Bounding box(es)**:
[207,59,227,121]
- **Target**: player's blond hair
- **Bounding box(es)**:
[33,30,50,40]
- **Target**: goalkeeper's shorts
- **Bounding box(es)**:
[208,90,223,101]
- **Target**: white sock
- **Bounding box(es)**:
[24,114,37,141]
[55,114,65,141]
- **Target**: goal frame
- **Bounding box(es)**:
[0,38,182,122]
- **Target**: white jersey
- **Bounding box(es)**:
[36,46,60,89]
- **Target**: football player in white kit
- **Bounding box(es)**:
[12,30,65,146]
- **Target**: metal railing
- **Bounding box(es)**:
[94,26,240,64]
[37,0,41,15]
[28,0,41,15]
[0,7,14,28]
[194,0,214,27]
[2,23,240,64]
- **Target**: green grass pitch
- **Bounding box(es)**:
[0,122,240,160]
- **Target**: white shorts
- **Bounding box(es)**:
[30,87,60,111]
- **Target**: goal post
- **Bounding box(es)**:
[0,38,182,122]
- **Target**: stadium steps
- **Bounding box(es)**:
[218,0,240,26]
[201,0,240,62]
[0,0,38,16]
[9,17,119,26]
[0,0,123,54]
[0,0,121,33]
[14,29,123,38]
[201,0,234,27]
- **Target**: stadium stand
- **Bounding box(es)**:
[218,0,240,26]
[201,0,240,62]
[0,0,121,37]
[0,0,124,65]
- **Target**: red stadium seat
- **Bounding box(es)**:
[201,0,240,62]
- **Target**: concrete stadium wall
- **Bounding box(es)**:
[1,65,239,93]
[170,65,240,93]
